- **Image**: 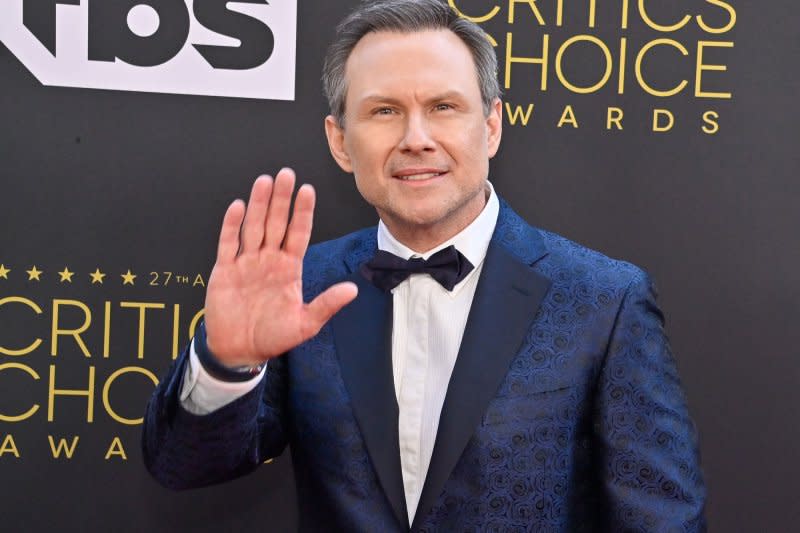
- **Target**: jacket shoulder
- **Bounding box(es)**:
[536,228,649,290]
[496,199,646,290]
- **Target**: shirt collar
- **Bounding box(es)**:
[377,181,499,271]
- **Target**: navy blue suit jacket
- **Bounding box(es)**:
[143,201,706,532]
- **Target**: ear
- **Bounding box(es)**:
[486,98,503,159]
[324,115,353,173]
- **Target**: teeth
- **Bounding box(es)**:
[399,172,442,181]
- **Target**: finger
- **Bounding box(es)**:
[284,184,315,258]
[265,168,296,249]
[216,199,246,264]
[304,282,359,335]
[240,175,273,253]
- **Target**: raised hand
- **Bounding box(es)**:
[203,168,358,366]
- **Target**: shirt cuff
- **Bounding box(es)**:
[179,337,267,415]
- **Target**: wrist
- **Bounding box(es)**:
[196,322,265,382]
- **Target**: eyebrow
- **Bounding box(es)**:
[357,91,468,107]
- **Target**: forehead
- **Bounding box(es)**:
[343,29,482,104]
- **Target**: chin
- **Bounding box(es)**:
[393,205,460,232]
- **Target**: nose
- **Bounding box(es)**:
[398,112,436,153]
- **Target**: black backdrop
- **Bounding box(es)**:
[1,1,798,531]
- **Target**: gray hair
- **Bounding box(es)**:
[322,0,501,127]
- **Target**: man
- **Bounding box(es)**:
[143,1,706,531]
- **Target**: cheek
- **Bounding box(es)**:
[348,134,395,178]
[448,129,489,169]
[448,118,488,151]
[346,129,375,163]
[348,149,383,200]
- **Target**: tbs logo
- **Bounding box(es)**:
[0,1,296,100]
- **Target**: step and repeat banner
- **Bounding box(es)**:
[1,1,797,531]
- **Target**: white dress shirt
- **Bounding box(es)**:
[180,182,499,524]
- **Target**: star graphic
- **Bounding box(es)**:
[0,264,9,279]
[26,266,43,281]
[58,267,75,283]
[121,269,137,285]
[90,268,106,284]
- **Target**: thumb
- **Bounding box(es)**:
[305,282,359,332]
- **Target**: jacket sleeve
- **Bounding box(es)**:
[594,269,707,532]
[141,324,289,490]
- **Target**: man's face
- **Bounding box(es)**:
[325,29,502,248]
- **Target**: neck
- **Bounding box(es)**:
[380,190,488,253]
[386,225,464,253]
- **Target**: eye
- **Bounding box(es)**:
[373,107,395,116]
[434,103,454,111]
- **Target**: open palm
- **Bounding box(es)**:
[203,168,358,367]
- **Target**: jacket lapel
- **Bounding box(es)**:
[331,240,409,530]
[411,205,552,530]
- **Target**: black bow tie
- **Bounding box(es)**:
[360,245,474,292]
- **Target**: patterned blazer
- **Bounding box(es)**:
[143,200,706,532]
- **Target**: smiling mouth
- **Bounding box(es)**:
[394,171,447,181]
